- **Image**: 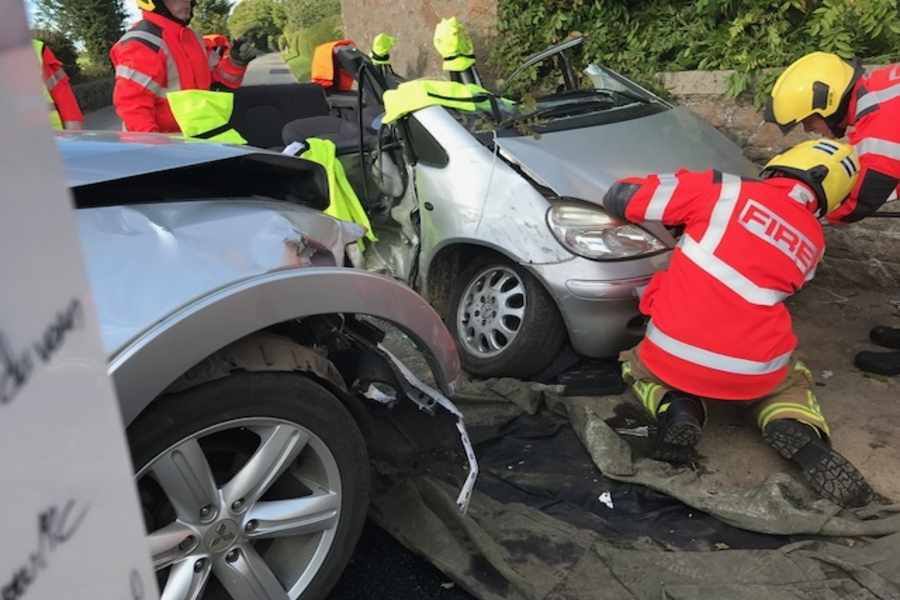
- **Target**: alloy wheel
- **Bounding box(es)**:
[456,265,527,358]
[136,417,342,600]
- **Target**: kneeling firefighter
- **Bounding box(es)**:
[603,140,874,508]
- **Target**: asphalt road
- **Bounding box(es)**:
[329,522,473,600]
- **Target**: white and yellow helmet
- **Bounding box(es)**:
[762,139,860,216]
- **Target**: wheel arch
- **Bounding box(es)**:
[423,240,523,318]
[112,267,461,426]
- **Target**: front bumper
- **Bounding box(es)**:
[529,251,671,357]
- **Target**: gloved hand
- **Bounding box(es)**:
[229,38,263,67]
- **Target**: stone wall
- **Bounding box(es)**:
[340,0,499,81]
[659,69,900,291]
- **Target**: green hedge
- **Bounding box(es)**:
[490,0,900,104]
[280,15,343,82]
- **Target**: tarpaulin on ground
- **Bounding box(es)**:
[365,332,900,599]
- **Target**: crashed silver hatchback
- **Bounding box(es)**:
[249,37,757,379]
[60,132,475,600]
[370,39,757,378]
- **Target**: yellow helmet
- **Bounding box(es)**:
[764,52,862,134]
[761,139,860,216]
[136,0,155,11]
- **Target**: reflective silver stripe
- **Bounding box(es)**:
[120,30,181,91]
[856,82,900,114]
[120,29,165,48]
[699,173,741,252]
[115,65,166,97]
[217,69,242,84]
[679,236,788,306]
[63,121,82,130]
[644,173,678,221]
[44,67,65,90]
[857,137,900,161]
[646,321,793,375]
[787,183,815,207]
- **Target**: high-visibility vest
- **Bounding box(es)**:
[299,138,376,250]
[619,169,826,400]
[166,89,247,144]
[33,40,63,130]
[829,63,900,222]
[382,79,493,123]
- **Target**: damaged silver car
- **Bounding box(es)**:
[233,36,757,378]
[60,132,476,600]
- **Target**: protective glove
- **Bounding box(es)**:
[229,38,263,67]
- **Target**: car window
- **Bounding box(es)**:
[407,117,449,168]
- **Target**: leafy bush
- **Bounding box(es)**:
[32,0,125,70]
[281,15,343,82]
[228,0,287,50]
[491,0,900,105]
[283,0,341,30]
[31,28,80,81]
[191,0,231,36]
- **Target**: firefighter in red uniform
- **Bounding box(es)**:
[604,140,873,508]
[765,53,900,377]
[110,0,260,133]
[35,39,84,130]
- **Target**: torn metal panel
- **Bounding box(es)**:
[376,342,479,514]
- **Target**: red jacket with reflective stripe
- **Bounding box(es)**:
[41,45,83,127]
[110,12,246,132]
[829,64,900,223]
[616,170,824,400]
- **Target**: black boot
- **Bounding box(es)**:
[763,419,873,508]
[870,325,900,350]
[854,350,900,376]
[654,391,704,464]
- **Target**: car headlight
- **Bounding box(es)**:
[547,201,666,260]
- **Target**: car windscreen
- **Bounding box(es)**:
[461,64,670,136]
[70,153,329,210]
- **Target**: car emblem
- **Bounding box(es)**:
[206,520,238,553]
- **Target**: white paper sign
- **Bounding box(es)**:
[0,2,158,598]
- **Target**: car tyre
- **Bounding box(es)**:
[448,256,566,378]
[129,372,370,600]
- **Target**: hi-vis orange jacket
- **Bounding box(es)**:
[37,41,83,129]
[604,170,826,400]
[110,11,245,132]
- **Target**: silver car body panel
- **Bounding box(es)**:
[78,200,362,355]
[406,104,757,357]
[110,267,462,425]
[58,131,266,186]
[411,106,574,267]
[494,106,757,202]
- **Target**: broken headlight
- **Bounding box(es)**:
[547,201,666,260]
